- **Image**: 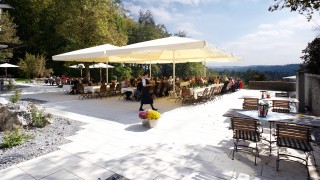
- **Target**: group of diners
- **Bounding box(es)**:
[62,74,243,103]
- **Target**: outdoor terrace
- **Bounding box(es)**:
[0,83,319,179]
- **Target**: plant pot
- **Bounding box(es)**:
[141,119,158,128]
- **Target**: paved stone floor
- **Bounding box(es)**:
[0,83,319,180]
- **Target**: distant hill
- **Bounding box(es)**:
[210,64,300,74]
[209,64,300,81]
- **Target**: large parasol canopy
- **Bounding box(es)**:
[0,63,19,78]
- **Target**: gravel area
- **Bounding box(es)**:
[0,115,86,170]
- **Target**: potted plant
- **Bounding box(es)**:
[258,102,269,117]
[139,109,161,128]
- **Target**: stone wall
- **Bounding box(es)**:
[304,74,320,115]
[248,81,296,91]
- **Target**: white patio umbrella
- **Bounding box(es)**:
[104,36,242,92]
[68,63,85,78]
[0,63,19,78]
[53,44,123,83]
[89,63,114,82]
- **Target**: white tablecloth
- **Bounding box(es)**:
[85,86,100,93]
[191,87,208,99]
[121,87,136,94]
[190,84,222,99]
[62,85,73,93]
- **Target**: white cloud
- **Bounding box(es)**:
[258,24,274,29]
[220,15,319,66]
[122,0,204,34]
[176,22,202,36]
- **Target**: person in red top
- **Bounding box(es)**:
[61,75,67,85]
[238,78,243,89]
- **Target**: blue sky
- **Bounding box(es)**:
[122,0,319,66]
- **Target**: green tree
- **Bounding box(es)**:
[18,53,48,79]
[174,30,189,38]
[269,0,320,21]
[8,0,130,78]
[0,12,20,61]
[301,37,320,74]
[132,10,170,43]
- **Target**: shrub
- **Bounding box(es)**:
[30,105,52,128]
[9,89,22,103]
[2,125,34,148]
[7,83,15,91]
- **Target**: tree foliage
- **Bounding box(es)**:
[18,53,50,79]
[7,1,205,79]
[269,0,320,21]
[301,37,320,74]
[0,12,20,61]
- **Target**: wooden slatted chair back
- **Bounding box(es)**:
[242,98,259,110]
[272,100,290,113]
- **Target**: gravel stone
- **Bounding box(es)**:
[0,115,86,170]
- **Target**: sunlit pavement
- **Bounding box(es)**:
[0,83,319,180]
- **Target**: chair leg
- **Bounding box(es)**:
[305,152,310,178]
[232,140,238,160]
[254,143,258,166]
[310,151,317,166]
[276,148,280,171]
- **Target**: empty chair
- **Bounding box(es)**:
[181,88,194,105]
[272,100,290,113]
[230,117,261,165]
[242,98,259,110]
[276,123,316,178]
[197,87,210,103]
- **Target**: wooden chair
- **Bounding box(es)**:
[208,87,216,101]
[230,117,261,165]
[181,88,194,105]
[276,123,316,177]
[108,83,116,96]
[174,85,182,102]
[242,98,259,110]
[77,84,90,100]
[98,84,107,98]
[115,84,122,96]
[275,92,289,98]
[197,88,210,103]
[272,100,290,113]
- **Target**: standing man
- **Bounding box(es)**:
[139,71,158,111]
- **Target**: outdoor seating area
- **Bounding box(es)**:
[1,83,320,179]
[61,79,228,105]
[224,91,320,179]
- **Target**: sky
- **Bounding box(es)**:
[121,0,320,66]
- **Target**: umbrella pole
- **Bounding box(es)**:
[80,68,82,78]
[106,61,109,84]
[5,67,7,79]
[149,61,152,78]
[100,67,102,83]
[203,59,207,78]
[173,51,176,96]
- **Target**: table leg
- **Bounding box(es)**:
[269,122,272,156]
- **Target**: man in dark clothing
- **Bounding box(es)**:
[139,72,158,111]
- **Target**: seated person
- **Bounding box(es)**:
[227,77,235,92]
[133,79,143,101]
[70,78,80,94]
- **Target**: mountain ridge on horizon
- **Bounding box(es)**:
[209,64,300,73]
